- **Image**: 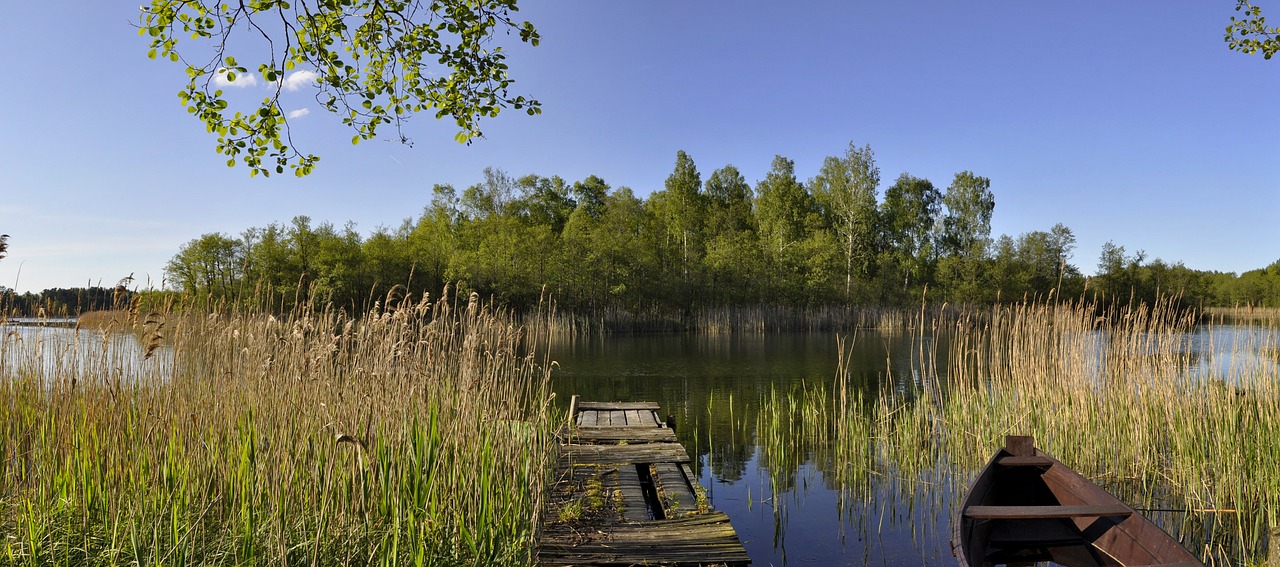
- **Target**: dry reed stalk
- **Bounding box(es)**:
[1,289,558,566]
[743,296,1276,564]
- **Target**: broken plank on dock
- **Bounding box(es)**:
[540,397,749,566]
[653,462,699,516]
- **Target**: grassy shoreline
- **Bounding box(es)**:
[7,294,1277,564]
[2,292,557,566]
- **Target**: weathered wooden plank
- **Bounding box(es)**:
[571,426,677,443]
[561,443,692,466]
[539,513,750,565]
[1005,435,1035,457]
[616,465,650,522]
[679,462,698,487]
[541,399,747,567]
[540,514,744,534]
[643,410,661,427]
[540,545,748,565]
[653,462,698,517]
[997,455,1054,467]
[577,401,661,411]
[965,504,1133,519]
[989,517,1082,545]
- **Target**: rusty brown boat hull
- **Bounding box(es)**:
[953,436,1203,567]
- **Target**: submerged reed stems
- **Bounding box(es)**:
[745,297,1279,565]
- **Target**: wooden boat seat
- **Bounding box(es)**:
[958,437,1202,567]
[996,455,1053,467]
[964,504,1133,519]
[988,517,1082,546]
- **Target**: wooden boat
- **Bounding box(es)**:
[954,435,1203,567]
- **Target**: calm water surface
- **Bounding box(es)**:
[549,331,955,566]
[1,320,170,382]
[4,321,1274,564]
[547,327,1279,566]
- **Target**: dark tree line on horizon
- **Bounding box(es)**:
[0,287,132,318]
[3,146,1279,320]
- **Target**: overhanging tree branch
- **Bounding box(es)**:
[1227,1,1280,59]
[140,0,541,178]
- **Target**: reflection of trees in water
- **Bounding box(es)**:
[745,383,1276,565]
[549,319,1280,564]
[690,388,756,483]
[757,313,1277,565]
[705,440,751,483]
[744,382,959,564]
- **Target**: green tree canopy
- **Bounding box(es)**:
[754,155,812,260]
[140,0,541,177]
[810,142,880,300]
[166,233,246,299]
[657,151,705,286]
[700,165,762,305]
[880,173,941,292]
[704,165,754,235]
[1227,1,1280,59]
[147,154,1280,319]
[516,174,575,233]
[940,171,995,259]
[571,175,610,220]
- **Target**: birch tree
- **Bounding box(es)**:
[810,142,880,301]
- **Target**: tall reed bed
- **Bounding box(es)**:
[1,291,556,566]
[745,298,1279,564]
[1204,306,1280,327]
[692,304,974,335]
[528,303,962,336]
[934,298,1280,562]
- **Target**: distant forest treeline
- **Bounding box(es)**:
[0,286,133,317]
[3,146,1279,322]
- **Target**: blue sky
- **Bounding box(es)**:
[1,2,1277,294]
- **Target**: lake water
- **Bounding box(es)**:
[0,320,170,384]
[547,327,1280,566]
[4,320,1275,564]
[547,332,960,565]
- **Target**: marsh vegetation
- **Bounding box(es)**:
[1,291,556,566]
[2,292,1277,565]
[556,300,1280,565]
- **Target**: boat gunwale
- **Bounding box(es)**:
[953,436,1203,567]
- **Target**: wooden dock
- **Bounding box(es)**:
[537,398,750,566]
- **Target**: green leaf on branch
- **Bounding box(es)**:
[139,0,542,178]
[1226,1,1280,60]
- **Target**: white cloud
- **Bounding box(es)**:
[212,68,258,88]
[287,108,311,119]
[281,70,319,91]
